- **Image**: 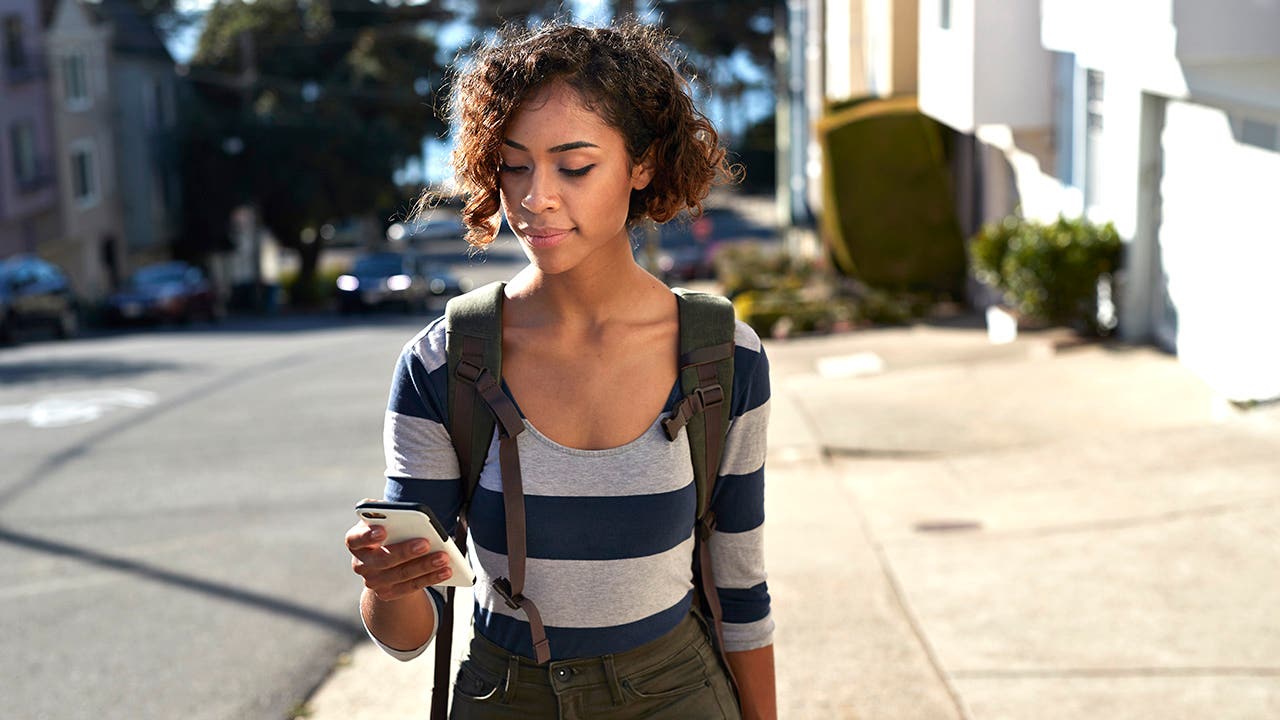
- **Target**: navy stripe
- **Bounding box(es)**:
[387,353,450,423]
[468,483,697,560]
[709,466,764,533]
[476,590,695,660]
[731,345,770,417]
[718,582,771,624]
[384,476,464,537]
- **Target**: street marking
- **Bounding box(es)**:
[0,388,158,428]
[816,352,885,379]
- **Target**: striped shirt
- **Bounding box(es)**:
[370,312,772,661]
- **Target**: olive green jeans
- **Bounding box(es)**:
[450,611,741,719]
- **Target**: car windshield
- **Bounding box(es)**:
[352,255,405,276]
[129,265,189,287]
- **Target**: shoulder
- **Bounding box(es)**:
[732,319,763,354]
[730,319,769,416]
[399,315,449,373]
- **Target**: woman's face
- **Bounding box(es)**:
[497,82,652,275]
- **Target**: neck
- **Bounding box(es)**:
[505,235,665,330]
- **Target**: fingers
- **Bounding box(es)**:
[345,521,385,552]
[356,550,455,600]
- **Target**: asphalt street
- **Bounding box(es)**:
[0,312,457,719]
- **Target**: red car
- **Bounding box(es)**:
[103,262,223,325]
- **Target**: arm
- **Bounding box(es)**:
[727,644,777,720]
[711,326,777,716]
[347,325,465,658]
[347,520,451,653]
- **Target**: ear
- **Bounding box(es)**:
[631,146,656,191]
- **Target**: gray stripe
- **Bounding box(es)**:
[470,535,696,628]
[385,410,460,478]
[719,400,770,476]
[722,614,774,652]
[477,418,695,498]
[709,524,767,589]
[407,320,448,374]
[733,319,762,353]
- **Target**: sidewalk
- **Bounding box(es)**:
[303,321,1280,719]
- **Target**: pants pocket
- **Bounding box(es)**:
[454,660,504,703]
[620,646,711,700]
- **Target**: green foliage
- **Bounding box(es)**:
[816,97,967,296]
[970,214,1122,333]
[715,243,935,337]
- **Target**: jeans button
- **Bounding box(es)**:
[555,667,571,679]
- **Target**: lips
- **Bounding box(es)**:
[520,227,574,249]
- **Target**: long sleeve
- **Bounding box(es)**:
[366,317,464,659]
[707,321,773,652]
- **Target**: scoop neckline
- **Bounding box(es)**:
[503,378,682,456]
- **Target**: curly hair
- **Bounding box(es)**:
[432,20,738,248]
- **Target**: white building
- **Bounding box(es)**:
[809,0,1280,403]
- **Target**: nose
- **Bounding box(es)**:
[520,167,560,214]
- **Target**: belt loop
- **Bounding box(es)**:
[602,654,624,706]
[502,654,520,704]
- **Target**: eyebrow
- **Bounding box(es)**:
[502,139,600,153]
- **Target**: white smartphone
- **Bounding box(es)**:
[355,501,476,587]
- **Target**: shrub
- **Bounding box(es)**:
[970,214,1122,333]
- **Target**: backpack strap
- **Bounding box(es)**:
[434,282,551,720]
[664,288,738,694]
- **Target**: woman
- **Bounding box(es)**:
[345,21,775,719]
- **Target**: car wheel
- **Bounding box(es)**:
[55,308,79,339]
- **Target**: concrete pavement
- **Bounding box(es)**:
[302,320,1280,719]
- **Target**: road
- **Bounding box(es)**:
[0,310,487,719]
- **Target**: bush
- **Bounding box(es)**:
[970,214,1122,333]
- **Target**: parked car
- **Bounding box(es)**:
[0,255,79,344]
[103,261,222,325]
[335,252,462,313]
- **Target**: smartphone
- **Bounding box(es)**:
[355,501,476,587]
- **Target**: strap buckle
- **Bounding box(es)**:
[693,384,725,409]
[491,576,523,610]
[661,383,725,441]
[456,358,483,383]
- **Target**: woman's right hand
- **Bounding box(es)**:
[346,520,454,602]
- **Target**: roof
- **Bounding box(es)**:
[88,0,174,60]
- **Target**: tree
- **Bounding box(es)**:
[185,0,451,306]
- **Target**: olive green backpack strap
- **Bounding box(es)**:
[445,280,506,500]
[662,288,738,694]
[432,281,505,720]
[663,288,736,519]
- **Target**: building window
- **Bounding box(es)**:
[940,0,951,29]
[70,141,98,207]
[3,15,25,71]
[10,121,37,185]
[62,51,90,110]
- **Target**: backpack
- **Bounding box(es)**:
[429,280,737,719]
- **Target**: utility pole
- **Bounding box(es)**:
[238,30,262,312]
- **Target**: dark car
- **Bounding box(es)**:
[103,261,223,325]
[0,255,79,344]
[336,252,462,313]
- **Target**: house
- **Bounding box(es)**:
[42,0,181,299]
[804,0,1280,403]
[0,0,60,257]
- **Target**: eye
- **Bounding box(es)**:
[499,163,528,174]
[560,165,596,177]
